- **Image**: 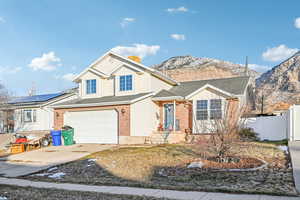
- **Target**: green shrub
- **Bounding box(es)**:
[239,128,259,141]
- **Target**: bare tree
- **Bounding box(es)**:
[195,98,249,160]
[0,83,13,133]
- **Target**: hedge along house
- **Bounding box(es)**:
[52,51,250,144]
[0,90,77,134]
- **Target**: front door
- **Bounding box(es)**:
[164,104,174,130]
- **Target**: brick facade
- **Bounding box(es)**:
[157,100,193,133]
[54,104,130,136]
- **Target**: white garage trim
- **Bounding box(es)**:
[64,109,119,144]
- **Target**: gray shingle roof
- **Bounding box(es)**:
[53,92,151,108]
[152,89,178,98]
[166,76,250,98]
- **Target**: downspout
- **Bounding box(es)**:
[173,100,176,132]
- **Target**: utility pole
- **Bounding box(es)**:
[245,56,249,76]
[261,93,264,115]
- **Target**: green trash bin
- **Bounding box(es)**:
[61,128,74,146]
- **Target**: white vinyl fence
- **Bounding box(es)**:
[245,115,287,141]
[288,105,300,141]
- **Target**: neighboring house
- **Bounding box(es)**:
[52,51,250,144]
[0,90,77,133]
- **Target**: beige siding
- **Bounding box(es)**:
[114,66,151,96]
[130,97,159,136]
[77,54,174,99]
[14,94,77,132]
[79,71,103,99]
[150,75,172,92]
[189,88,227,134]
[93,55,124,75]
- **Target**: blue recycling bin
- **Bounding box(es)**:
[51,130,62,146]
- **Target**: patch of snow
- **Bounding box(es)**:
[47,167,58,172]
[278,145,288,153]
[0,197,7,200]
[88,159,97,162]
[31,173,50,177]
[158,169,168,177]
[48,172,65,179]
[187,161,204,168]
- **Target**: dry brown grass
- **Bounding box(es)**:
[26,142,295,196]
[86,144,198,181]
[83,142,287,182]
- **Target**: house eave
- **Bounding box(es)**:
[52,100,132,109]
[52,92,154,109]
[152,96,184,101]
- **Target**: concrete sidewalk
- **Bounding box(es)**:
[0,177,298,200]
[0,144,114,177]
[289,141,300,193]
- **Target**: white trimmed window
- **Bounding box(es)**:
[196,100,208,120]
[86,79,97,94]
[21,109,37,123]
[119,75,133,91]
[210,99,222,120]
[196,99,222,120]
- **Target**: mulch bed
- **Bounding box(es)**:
[198,157,264,169]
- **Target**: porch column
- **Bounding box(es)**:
[173,100,176,132]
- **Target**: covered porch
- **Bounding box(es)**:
[150,95,193,143]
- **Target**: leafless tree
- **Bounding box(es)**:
[195,98,249,160]
[0,83,13,133]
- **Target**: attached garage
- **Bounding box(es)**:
[64,109,118,144]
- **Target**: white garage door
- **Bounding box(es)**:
[64,110,118,144]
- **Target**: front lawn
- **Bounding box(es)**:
[25,143,297,196]
[0,184,172,200]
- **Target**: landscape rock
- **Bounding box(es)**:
[187,161,204,168]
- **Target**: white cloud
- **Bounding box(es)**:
[295,17,300,29]
[120,17,135,28]
[111,44,160,59]
[166,6,188,13]
[170,34,185,40]
[0,66,21,74]
[248,64,270,72]
[0,17,5,23]
[62,73,77,81]
[29,51,61,71]
[262,45,299,62]
[54,73,77,81]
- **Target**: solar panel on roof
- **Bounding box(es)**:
[8,92,64,104]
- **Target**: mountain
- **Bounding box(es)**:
[153,53,300,113]
[152,55,259,83]
[255,51,300,112]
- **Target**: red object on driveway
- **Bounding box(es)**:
[15,138,27,143]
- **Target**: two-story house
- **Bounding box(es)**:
[52,51,250,144]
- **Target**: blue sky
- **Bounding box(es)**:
[0,0,299,96]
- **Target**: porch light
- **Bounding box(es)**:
[121,108,126,114]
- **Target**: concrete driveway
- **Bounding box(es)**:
[0,144,114,177]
